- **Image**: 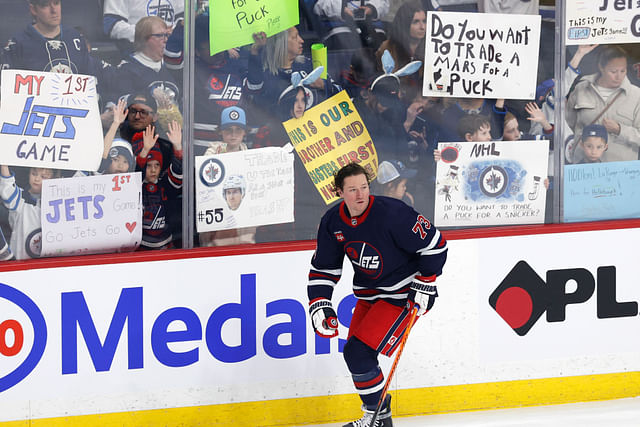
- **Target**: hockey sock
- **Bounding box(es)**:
[343,337,383,409]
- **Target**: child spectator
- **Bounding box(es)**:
[138,122,183,250]
[577,124,608,164]
[0,165,59,259]
[204,107,249,155]
[376,160,417,206]
[434,114,492,162]
[99,98,134,174]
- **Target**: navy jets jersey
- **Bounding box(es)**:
[308,196,447,306]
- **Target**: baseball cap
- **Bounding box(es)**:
[371,75,400,108]
[220,106,246,129]
[127,92,157,113]
[377,160,417,184]
[581,123,608,143]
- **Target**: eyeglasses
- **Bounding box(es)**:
[150,33,170,40]
[128,108,152,118]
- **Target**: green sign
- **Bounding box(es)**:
[209,0,300,56]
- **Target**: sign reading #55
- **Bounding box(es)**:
[40,173,142,257]
[0,70,103,171]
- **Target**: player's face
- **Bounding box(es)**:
[109,155,131,174]
[470,124,492,142]
[221,125,246,150]
[502,118,521,141]
[224,188,243,211]
[31,0,61,30]
[292,89,306,119]
[581,136,608,162]
[128,102,155,131]
[287,27,304,59]
[338,173,370,217]
[145,160,161,183]
[409,11,426,40]
[29,168,54,195]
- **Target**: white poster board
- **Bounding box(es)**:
[195,147,295,232]
[0,70,103,171]
[40,173,142,257]
[566,1,640,45]
[423,12,541,99]
[434,140,549,226]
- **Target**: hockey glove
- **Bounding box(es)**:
[309,298,339,338]
[408,275,438,316]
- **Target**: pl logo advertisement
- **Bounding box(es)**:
[489,261,639,336]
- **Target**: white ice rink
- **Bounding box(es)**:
[304,397,640,426]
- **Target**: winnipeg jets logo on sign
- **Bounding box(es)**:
[344,241,383,278]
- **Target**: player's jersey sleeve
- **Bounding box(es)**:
[390,201,447,278]
[308,212,344,302]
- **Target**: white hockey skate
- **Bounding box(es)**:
[343,395,393,427]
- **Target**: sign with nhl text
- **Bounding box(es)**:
[209,0,299,55]
[423,11,541,99]
[195,147,294,232]
[282,90,378,205]
[40,173,142,257]
[0,70,103,171]
[566,0,640,45]
[563,160,640,222]
[434,140,549,227]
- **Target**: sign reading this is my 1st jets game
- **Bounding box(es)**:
[40,173,142,257]
[566,0,640,45]
[0,70,103,171]
[209,0,299,56]
[423,12,541,99]
[434,140,549,227]
[282,90,378,205]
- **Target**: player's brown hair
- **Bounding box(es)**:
[333,163,371,191]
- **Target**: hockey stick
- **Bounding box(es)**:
[369,306,419,427]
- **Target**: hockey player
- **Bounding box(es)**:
[308,163,447,427]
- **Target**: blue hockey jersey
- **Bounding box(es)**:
[308,195,447,306]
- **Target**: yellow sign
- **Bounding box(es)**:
[282,91,378,204]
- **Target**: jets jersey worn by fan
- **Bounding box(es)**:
[308,196,447,306]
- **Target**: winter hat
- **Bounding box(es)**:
[108,138,134,171]
[581,123,608,143]
[146,147,163,168]
[377,160,417,184]
[220,106,247,129]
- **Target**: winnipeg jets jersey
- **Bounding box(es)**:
[104,0,185,42]
[308,196,447,305]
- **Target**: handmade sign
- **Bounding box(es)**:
[209,0,299,55]
[195,147,294,232]
[434,140,549,226]
[282,90,378,204]
[566,0,640,45]
[564,161,640,222]
[0,70,103,171]
[423,11,541,99]
[41,173,142,257]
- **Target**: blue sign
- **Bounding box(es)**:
[563,161,640,222]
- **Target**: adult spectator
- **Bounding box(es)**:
[313,0,389,50]
[566,45,640,163]
[375,1,425,88]
[120,92,176,176]
[113,16,182,137]
[245,27,340,123]
[103,0,184,57]
[2,0,113,95]
[477,0,539,14]
[192,13,248,151]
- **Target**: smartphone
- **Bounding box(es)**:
[353,8,365,21]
